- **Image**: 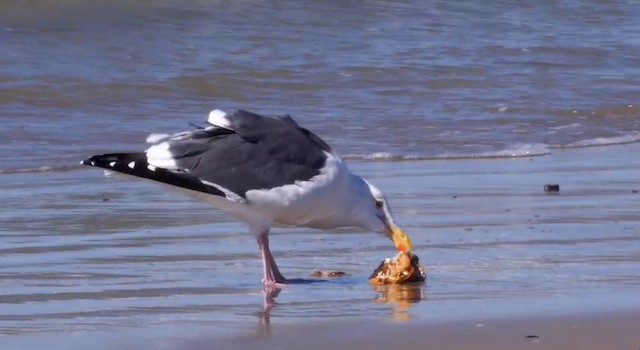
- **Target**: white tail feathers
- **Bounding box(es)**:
[207,109,231,129]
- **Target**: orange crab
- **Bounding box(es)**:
[369,251,426,285]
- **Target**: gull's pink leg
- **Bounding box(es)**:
[257,232,287,285]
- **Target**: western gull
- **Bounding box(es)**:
[82,109,412,286]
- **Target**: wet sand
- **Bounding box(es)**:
[6,304,638,349]
[182,309,640,350]
[1,143,639,349]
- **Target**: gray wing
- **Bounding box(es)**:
[145,110,331,199]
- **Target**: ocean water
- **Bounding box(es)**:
[2,0,640,171]
[1,0,640,347]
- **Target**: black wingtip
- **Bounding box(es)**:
[80,157,93,166]
[81,154,110,167]
[81,153,136,169]
[80,152,227,198]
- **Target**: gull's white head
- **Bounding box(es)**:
[352,177,412,252]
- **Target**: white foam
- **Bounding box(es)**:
[549,123,583,131]
[361,152,395,160]
[207,109,231,128]
[341,152,421,161]
[485,143,552,158]
[565,132,640,148]
[342,144,552,162]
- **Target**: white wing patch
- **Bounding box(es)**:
[145,141,178,169]
[207,109,232,129]
[144,108,230,171]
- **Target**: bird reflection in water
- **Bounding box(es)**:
[257,286,282,337]
[256,279,323,337]
[372,282,426,321]
[255,279,424,336]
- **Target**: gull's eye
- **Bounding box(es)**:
[375,200,383,209]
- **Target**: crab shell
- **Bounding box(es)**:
[369,251,426,285]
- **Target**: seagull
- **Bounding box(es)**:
[82,109,412,286]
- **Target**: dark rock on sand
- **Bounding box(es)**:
[544,184,560,193]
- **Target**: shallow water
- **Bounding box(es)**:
[1,1,640,348]
[2,0,640,172]
[1,143,640,347]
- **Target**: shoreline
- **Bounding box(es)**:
[0,142,638,350]
[4,304,638,350]
[173,307,640,350]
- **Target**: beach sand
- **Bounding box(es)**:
[1,143,639,350]
[2,2,639,347]
[179,309,640,350]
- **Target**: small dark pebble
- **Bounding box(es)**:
[525,334,541,343]
[544,184,560,192]
[633,190,639,194]
[452,195,458,199]
[101,198,110,202]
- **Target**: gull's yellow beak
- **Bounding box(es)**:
[389,224,412,252]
